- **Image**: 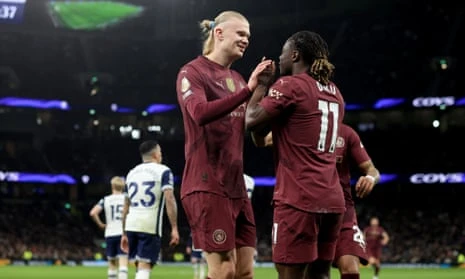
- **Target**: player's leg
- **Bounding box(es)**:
[108,258,118,279]
[106,237,119,279]
[133,233,161,279]
[234,246,255,279]
[112,235,128,279]
[337,255,360,279]
[272,204,317,279]
[306,213,343,279]
[204,250,236,279]
[373,257,381,279]
[191,256,199,279]
[182,192,237,279]
[118,255,129,279]
[334,225,369,279]
[234,198,256,279]
[199,254,207,279]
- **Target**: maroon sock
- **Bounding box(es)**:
[341,274,359,279]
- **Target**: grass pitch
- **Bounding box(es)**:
[1,265,464,279]
[48,1,143,30]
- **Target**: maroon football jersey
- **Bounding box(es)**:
[176,56,250,199]
[335,124,371,227]
[364,226,386,250]
[259,73,345,213]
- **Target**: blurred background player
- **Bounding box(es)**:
[364,217,390,279]
[175,10,272,279]
[333,123,380,279]
[89,176,129,279]
[186,234,206,279]
[120,140,179,279]
[245,30,345,279]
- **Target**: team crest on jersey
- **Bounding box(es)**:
[226,78,236,92]
[212,229,227,244]
[181,77,191,93]
[336,136,345,148]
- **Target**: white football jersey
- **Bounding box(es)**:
[97,193,126,238]
[243,174,255,199]
[125,162,174,235]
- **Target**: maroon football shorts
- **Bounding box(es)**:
[182,191,256,252]
[367,245,382,260]
[333,225,369,265]
[272,203,343,264]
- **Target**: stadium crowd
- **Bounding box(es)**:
[1,198,464,264]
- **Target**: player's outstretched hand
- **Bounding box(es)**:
[169,229,180,247]
[355,175,375,198]
[247,57,275,91]
[120,234,129,253]
[99,223,106,230]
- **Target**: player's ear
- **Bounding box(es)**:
[291,50,300,62]
[215,27,224,41]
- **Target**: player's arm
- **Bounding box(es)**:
[355,160,380,198]
[381,231,390,246]
[245,84,274,131]
[161,169,179,246]
[347,127,381,198]
[89,201,105,230]
[178,60,272,126]
[120,193,130,253]
[252,131,273,147]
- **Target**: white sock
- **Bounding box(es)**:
[108,269,117,279]
[118,267,128,279]
[199,262,206,279]
[135,269,150,279]
[193,263,199,278]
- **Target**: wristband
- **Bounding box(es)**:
[365,175,376,183]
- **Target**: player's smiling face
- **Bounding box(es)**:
[219,18,250,60]
[279,40,294,76]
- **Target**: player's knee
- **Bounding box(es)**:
[337,256,359,274]
[208,261,235,279]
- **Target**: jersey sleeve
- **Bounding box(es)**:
[97,198,104,208]
[347,126,371,165]
[176,64,250,126]
[259,77,296,117]
[161,168,174,191]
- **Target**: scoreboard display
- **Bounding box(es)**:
[0,0,26,24]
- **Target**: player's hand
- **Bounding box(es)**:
[169,229,180,247]
[355,175,375,198]
[248,57,275,91]
[120,234,129,253]
[99,223,106,230]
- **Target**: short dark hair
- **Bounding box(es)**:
[139,140,159,157]
[288,30,335,85]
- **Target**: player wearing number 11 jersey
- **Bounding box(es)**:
[121,140,179,279]
[246,31,345,279]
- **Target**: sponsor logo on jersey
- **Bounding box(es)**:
[226,78,236,92]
